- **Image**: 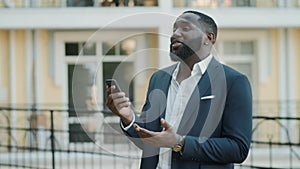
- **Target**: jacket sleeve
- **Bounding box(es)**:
[121,73,157,149]
[181,74,252,164]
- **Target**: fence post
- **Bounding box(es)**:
[268,135,273,168]
[50,110,55,169]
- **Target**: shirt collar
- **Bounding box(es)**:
[192,54,213,76]
[172,54,213,79]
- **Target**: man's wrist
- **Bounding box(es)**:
[120,112,135,131]
[172,134,185,153]
[120,112,134,126]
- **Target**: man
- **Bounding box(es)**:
[106,10,252,169]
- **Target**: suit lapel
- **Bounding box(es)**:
[158,64,177,119]
[177,57,221,134]
[197,57,221,96]
[160,65,176,96]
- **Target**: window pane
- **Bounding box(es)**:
[102,42,116,55]
[69,123,94,143]
[68,63,98,143]
[67,0,94,7]
[224,41,237,55]
[120,39,136,55]
[143,0,158,6]
[65,43,79,56]
[103,39,136,56]
[102,62,134,109]
[228,63,252,82]
[232,0,253,7]
[68,63,97,111]
[82,42,96,55]
[173,0,218,7]
[241,41,254,55]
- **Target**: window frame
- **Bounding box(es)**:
[54,30,147,144]
[215,30,269,100]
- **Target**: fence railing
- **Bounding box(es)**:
[174,0,300,8]
[1,0,299,8]
[0,106,299,169]
[0,0,158,8]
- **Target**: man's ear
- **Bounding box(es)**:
[207,33,215,44]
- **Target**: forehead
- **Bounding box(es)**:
[174,13,200,26]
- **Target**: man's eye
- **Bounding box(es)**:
[182,27,190,31]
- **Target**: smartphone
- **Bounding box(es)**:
[105,79,122,93]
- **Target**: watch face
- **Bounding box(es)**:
[172,145,182,152]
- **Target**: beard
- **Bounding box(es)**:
[169,38,202,62]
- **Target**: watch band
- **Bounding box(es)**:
[172,135,183,152]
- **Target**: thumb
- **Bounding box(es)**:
[161,118,172,130]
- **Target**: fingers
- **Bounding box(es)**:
[107,90,128,104]
[115,97,131,108]
[108,97,131,113]
[111,92,129,105]
[106,86,131,114]
[134,123,154,138]
[160,118,171,131]
[110,92,125,100]
[106,85,118,96]
[106,85,111,96]
[135,125,156,146]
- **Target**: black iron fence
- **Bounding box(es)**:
[0,107,141,169]
[0,105,299,169]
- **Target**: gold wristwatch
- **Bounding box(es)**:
[172,135,184,152]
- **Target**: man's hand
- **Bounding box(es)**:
[134,118,178,148]
[106,85,133,125]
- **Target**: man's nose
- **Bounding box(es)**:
[172,29,182,38]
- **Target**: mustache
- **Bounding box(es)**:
[169,42,196,61]
[169,40,194,52]
[170,37,184,45]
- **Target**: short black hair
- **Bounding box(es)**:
[183,10,218,43]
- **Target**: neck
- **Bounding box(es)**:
[182,53,210,70]
[176,53,210,84]
[176,63,191,84]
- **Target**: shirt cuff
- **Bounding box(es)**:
[120,113,135,131]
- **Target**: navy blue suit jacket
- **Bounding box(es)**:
[123,57,252,169]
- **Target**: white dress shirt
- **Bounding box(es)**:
[158,54,212,169]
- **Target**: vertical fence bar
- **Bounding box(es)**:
[50,110,56,169]
[268,136,273,168]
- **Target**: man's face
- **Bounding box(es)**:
[170,13,205,61]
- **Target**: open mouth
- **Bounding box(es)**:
[171,39,183,50]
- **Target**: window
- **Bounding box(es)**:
[57,32,148,143]
[173,0,257,7]
[67,0,94,7]
[102,62,135,109]
[65,42,96,56]
[231,0,256,7]
[216,39,257,91]
[102,39,136,56]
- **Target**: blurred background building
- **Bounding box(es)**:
[0,0,299,168]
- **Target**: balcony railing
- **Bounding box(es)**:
[173,0,300,8]
[0,103,299,169]
[1,0,299,8]
[0,0,158,8]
